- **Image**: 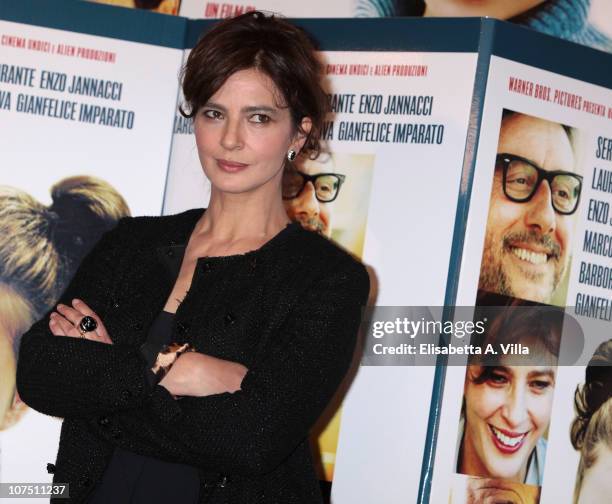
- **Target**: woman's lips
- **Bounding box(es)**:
[489,424,528,454]
[216,159,249,173]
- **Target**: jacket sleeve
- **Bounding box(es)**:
[16,217,158,419]
[92,257,370,475]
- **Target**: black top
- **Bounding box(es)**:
[17,208,369,504]
[87,244,200,503]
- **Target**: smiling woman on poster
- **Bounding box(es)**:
[16,12,370,504]
[456,296,562,487]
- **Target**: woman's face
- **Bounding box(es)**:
[423,0,545,19]
[462,360,556,481]
[577,446,612,504]
[193,68,310,200]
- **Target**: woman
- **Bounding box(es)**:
[456,295,562,486]
[16,11,370,504]
[0,177,129,430]
[355,0,612,53]
[571,339,612,503]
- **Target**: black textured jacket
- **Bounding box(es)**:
[16,208,370,504]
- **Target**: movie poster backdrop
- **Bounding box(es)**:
[0,0,184,488]
[430,23,612,504]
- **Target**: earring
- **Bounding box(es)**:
[287,149,297,162]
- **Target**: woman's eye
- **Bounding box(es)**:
[203,109,222,120]
[488,372,508,385]
[530,379,552,391]
[250,114,270,124]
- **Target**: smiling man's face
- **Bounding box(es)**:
[479,113,576,304]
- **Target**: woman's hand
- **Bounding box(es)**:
[159,352,248,397]
[48,299,113,345]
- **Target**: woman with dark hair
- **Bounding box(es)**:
[355,0,612,53]
[16,11,369,504]
[456,295,562,486]
[0,177,129,431]
[571,339,612,503]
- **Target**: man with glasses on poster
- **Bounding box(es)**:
[282,152,345,238]
[479,109,583,305]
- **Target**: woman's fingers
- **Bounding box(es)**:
[55,303,84,326]
[49,314,67,336]
[70,299,96,318]
[51,300,113,344]
[50,312,78,337]
[70,299,111,342]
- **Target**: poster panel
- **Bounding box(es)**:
[179,0,612,55]
[163,18,479,499]
[164,49,212,214]
[326,49,477,504]
[355,0,612,53]
[88,0,181,15]
[179,0,354,18]
[0,6,184,491]
[430,50,612,504]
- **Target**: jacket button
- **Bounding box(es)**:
[224,313,236,325]
[46,463,56,474]
[217,474,228,488]
[166,249,175,257]
[98,416,111,427]
[132,322,143,331]
[112,299,120,309]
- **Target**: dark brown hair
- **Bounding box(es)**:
[180,11,327,160]
[468,294,562,383]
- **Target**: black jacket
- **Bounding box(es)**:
[16,208,370,503]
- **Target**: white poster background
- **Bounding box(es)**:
[430,55,612,504]
[0,19,183,493]
[163,49,211,214]
[320,50,476,504]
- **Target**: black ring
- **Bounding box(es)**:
[79,316,98,333]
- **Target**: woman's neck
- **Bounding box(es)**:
[195,190,290,243]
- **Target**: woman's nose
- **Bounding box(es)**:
[501,386,529,428]
[220,119,243,150]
